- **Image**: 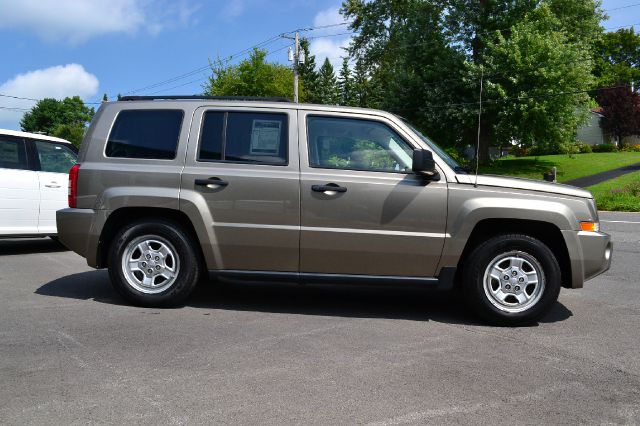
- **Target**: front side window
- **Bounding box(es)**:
[198,111,288,165]
[307,116,413,173]
[106,110,183,159]
[34,141,77,173]
[0,137,28,170]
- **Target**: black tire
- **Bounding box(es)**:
[108,219,202,307]
[462,234,561,326]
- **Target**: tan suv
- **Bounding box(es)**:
[57,96,612,325]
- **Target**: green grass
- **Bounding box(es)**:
[587,171,640,212]
[479,152,640,183]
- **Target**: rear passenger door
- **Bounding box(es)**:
[181,107,300,272]
[0,135,39,235]
[32,140,77,234]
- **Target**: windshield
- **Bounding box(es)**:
[402,120,467,174]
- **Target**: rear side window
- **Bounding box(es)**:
[106,110,183,159]
[198,112,287,165]
[0,137,28,170]
[34,141,77,173]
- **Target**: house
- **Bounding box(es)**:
[576,108,616,146]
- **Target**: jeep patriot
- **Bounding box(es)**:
[57,96,612,325]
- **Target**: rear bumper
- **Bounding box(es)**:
[562,230,612,288]
[56,208,100,267]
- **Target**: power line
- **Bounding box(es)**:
[122,33,285,96]
[396,81,640,111]
[145,42,293,95]
[0,93,102,104]
[606,3,640,12]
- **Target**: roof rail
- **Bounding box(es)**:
[118,95,292,102]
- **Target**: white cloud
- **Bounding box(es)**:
[222,0,244,18]
[0,0,198,44]
[0,64,99,129]
[309,6,352,69]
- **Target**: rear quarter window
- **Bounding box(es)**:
[0,137,28,170]
[105,110,183,159]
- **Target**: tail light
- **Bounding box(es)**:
[68,164,80,208]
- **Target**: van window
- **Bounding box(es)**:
[106,110,183,159]
[0,137,28,170]
[34,141,77,173]
[198,111,287,165]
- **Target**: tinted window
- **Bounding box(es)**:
[0,137,28,170]
[35,141,77,173]
[198,112,287,165]
[106,110,183,159]
[307,116,413,173]
[198,111,224,161]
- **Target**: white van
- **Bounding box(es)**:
[0,129,77,237]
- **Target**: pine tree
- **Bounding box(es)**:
[337,57,355,106]
[352,58,370,108]
[316,58,339,105]
[298,38,319,103]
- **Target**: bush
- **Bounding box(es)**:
[559,141,580,156]
[592,143,618,152]
[619,144,640,152]
[576,143,592,153]
[444,146,467,165]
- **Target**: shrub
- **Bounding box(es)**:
[576,143,592,153]
[592,143,618,152]
[559,141,580,156]
[619,144,640,152]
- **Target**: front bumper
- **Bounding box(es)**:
[56,208,100,267]
[562,230,612,288]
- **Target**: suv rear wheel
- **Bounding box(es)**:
[108,219,202,307]
[462,234,561,326]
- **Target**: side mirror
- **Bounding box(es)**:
[412,149,439,179]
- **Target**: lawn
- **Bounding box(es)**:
[587,171,640,212]
[479,152,640,183]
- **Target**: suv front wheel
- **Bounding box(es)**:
[108,219,202,307]
[462,234,561,326]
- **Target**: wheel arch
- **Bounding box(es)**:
[456,218,572,289]
[96,207,205,269]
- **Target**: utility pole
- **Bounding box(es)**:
[284,31,302,103]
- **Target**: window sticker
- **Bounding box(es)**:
[250,119,281,155]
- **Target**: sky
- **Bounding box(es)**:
[0,0,637,130]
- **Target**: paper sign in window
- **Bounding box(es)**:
[250,119,281,155]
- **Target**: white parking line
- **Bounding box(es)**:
[601,220,640,224]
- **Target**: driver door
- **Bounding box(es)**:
[299,112,448,277]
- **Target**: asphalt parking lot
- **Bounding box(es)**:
[1,212,639,425]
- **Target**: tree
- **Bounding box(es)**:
[316,58,339,105]
[484,4,595,153]
[52,123,86,147]
[337,57,356,106]
[597,85,640,142]
[594,28,640,87]
[341,0,604,162]
[203,48,299,99]
[298,38,320,103]
[20,96,95,140]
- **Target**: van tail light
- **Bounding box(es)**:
[68,164,80,208]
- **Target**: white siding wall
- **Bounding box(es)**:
[576,112,605,146]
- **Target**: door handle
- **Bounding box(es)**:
[195,177,229,189]
[45,184,61,188]
[311,183,347,193]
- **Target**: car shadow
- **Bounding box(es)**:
[0,238,69,255]
[36,270,573,326]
